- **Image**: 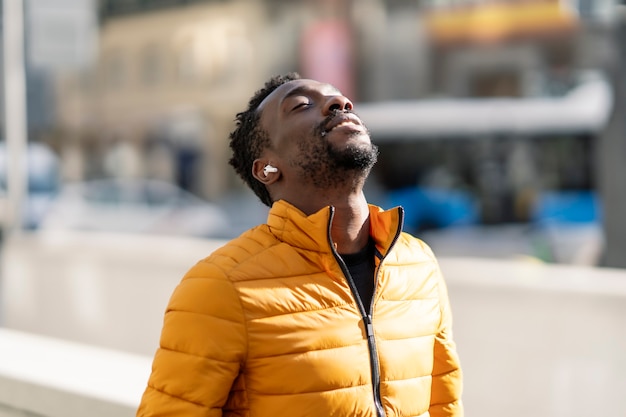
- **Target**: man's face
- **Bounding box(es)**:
[258,79,378,189]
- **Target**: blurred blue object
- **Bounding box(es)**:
[39,178,230,238]
[531,190,601,224]
[0,142,61,229]
[386,186,479,232]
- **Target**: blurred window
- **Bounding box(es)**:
[140,45,163,86]
[177,46,197,83]
[103,50,126,89]
[224,29,252,79]
[470,70,521,97]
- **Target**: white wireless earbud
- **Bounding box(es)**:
[263,164,278,177]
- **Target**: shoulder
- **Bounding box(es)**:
[185,225,279,281]
[388,232,439,264]
[167,225,279,316]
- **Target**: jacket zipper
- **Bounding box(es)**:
[326,206,404,417]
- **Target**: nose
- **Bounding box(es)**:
[323,95,353,115]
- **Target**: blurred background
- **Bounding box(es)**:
[1,1,626,416]
[2,0,625,266]
[0,0,624,265]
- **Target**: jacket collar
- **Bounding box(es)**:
[266,200,403,254]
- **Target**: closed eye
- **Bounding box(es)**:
[292,102,311,111]
[290,97,313,111]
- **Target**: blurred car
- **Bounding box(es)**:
[0,141,60,230]
[39,178,230,238]
[386,186,479,233]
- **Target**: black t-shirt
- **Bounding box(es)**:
[340,238,376,312]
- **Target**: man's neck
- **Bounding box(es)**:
[307,190,370,255]
[276,181,371,253]
[330,198,371,255]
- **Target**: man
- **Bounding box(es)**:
[137,73,463,417]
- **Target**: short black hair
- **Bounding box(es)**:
[228,72,301,207]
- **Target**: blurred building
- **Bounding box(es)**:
[54,0,281,199]
[51,0,618,206]
[52,0,434,200]
[367,0,618,228]
[421,0,615,98]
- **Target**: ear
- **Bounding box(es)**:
[252,159,280,185]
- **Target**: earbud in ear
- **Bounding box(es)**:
[263,164,278,177]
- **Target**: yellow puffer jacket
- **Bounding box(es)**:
[137,200,463,417]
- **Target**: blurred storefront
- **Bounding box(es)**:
[53,0,273,200]
[52,0,432,201]
[423,0,584,98]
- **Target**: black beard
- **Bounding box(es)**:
[294,117,379,189]
[327,139,379,171]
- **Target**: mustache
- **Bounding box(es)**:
[313,109,362,138]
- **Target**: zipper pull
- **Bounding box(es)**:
[363,315,375,339]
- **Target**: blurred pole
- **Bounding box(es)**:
[598,7,626,268]
[2,0,28,236]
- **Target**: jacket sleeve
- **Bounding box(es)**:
[429,256,464,417]
[137,260,247,417]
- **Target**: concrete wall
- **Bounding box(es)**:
[0,231,225,356]
[0,328,151,417]
[1,231,625,416]
[443,257,626,417]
